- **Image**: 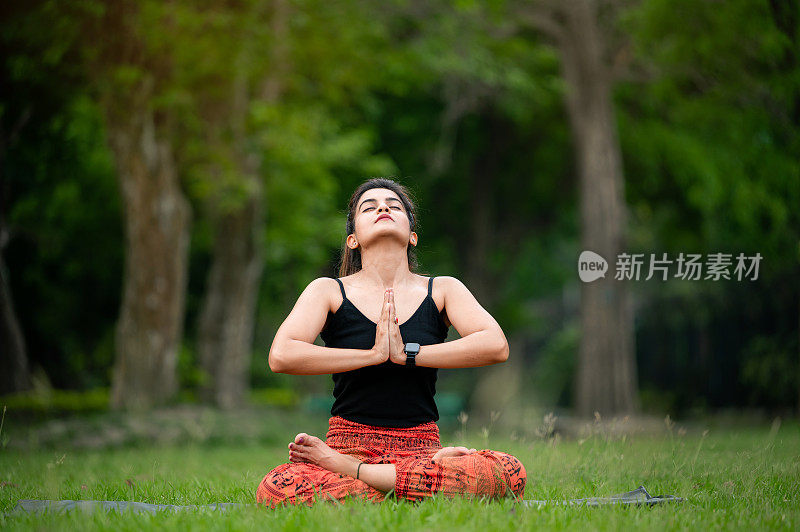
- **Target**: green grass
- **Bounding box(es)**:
[1,416,798,530]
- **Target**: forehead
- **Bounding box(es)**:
[357,188,402,206]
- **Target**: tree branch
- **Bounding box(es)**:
[514,4,565,43]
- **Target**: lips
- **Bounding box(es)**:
[376,214,393,222]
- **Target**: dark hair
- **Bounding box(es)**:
[338,178,419,277]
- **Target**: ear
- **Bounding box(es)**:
[409,232,418,247]
[346,234,359,250]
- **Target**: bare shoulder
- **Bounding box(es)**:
[433,275,469,298]
[431,276,470,328]
[306,276,339,293]
[303,277,340,312]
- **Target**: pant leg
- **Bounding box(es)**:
[394,449,526,502]
[256,461,385,508]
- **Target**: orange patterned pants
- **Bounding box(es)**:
[256,416,526,508]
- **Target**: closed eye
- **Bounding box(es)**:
[364,206,403,212]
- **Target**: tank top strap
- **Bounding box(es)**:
[334,277,347,301]
[428,276,434,297]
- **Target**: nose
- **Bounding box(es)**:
[377,202,391,214]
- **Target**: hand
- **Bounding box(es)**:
[371,289,392,364]
[387,290,406,364]
[430,446,478,464]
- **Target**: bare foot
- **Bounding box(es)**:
[430,446,477,464]
[288,433,360,477]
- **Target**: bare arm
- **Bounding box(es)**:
[269,278,394,375]
[414,276,509,369]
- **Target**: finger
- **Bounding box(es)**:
[294,433,308,444]
[380,290,390,322]
[389,293,399,325]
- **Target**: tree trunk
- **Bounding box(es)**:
[471,332,524,422]
[465,112,512,414]
[464,112,502,308]
[0,252,30,395]
[464,156,493,307]
[107,80,191,410]
[559,0,638,416]
[195,0,279,408]
[764,0,800,417]
[197,186,264,409]
[0,112,32,395]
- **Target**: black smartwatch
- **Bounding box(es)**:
[404,343,420,366]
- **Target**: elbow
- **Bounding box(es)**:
[268,349,287,374]
[493,338,509,364]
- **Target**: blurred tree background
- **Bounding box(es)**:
[1,0,798,418]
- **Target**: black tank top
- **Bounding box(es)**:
[320,276,449,427]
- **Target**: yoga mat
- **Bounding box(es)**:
[521,486,685,507]
[9,486,683,515]
[10,499,249,515]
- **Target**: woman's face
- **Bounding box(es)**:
[349,187,416,250]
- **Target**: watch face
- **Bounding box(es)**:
[405,342,421,354]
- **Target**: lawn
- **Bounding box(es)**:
[0,410,798,530]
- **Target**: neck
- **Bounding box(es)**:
[358,239,412,289]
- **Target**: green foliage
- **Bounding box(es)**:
[2,0,798,412]
[616,0,799,411]
[0,388,109,416]
[4,94,122,389]
[620,0,800,263]
[740,336,799,407]
[249,388,299,409]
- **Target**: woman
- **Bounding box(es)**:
[256,178,526,508]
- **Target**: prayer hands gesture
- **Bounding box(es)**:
[372,288,406,365]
